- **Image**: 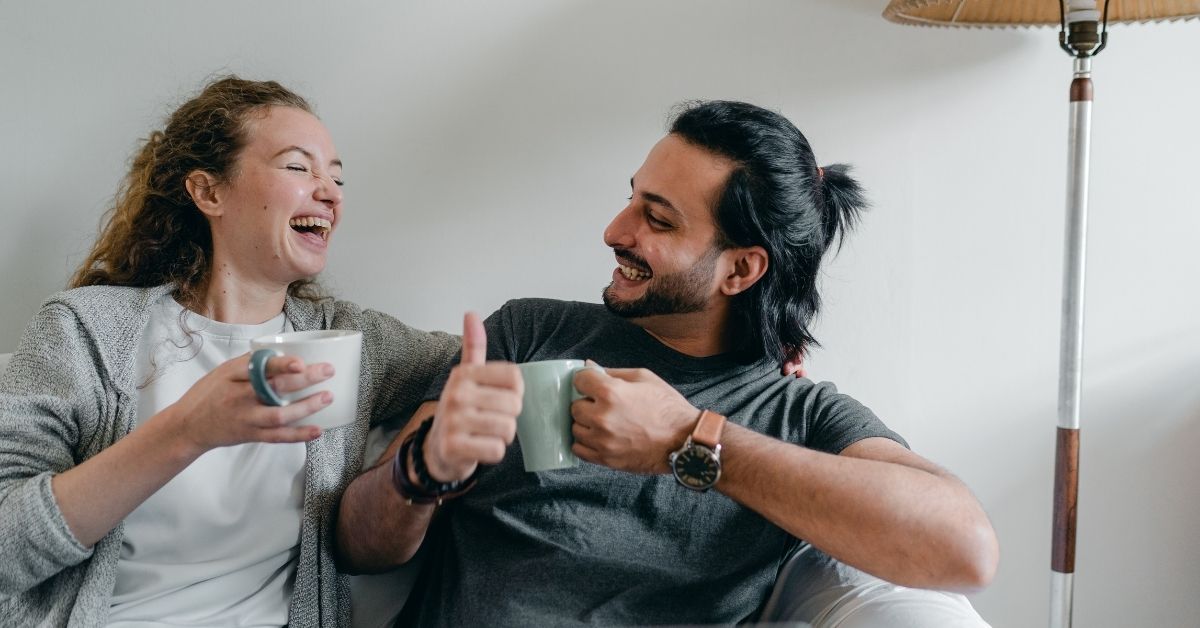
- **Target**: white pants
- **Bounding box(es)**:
[759,544,991,628]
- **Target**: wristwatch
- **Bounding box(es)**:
[668,409,726,492]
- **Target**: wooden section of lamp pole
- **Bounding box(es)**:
[1071,77,1093,102]
[1052,427,1080,573]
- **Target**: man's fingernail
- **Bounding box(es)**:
[323,364,334,377]
[322,392,333,404]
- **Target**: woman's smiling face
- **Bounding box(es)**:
[203,106,344,288]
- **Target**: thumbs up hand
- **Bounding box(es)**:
[424,312,524,483]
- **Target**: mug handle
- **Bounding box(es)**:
[249,348,287,407]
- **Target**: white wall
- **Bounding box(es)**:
[2,1,1198,625]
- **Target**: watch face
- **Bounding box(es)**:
[672,444,721,490]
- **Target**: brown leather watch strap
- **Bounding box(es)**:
[691,409,726,449]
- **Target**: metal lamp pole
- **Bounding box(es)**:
[1051,2,1108,626]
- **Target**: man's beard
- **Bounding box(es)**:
[602,247,720,318]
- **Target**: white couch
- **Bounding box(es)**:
[0,351,988,627]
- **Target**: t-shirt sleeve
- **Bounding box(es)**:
[420,300,524,403]
[802,382,908,454]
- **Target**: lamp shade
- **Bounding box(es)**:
[883,0,1200,27]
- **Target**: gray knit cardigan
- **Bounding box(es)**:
[0,284,461,627]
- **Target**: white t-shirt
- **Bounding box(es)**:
[108,295,307,627]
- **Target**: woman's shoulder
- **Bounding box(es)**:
[287,296,407,335]
[11,285,169,392]
[42,284,172,317]
[285,295,354,330]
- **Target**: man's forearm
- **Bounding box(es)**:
[716,426,998,592]
[335,422,437,574]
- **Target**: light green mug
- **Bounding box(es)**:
[516,359,586,472]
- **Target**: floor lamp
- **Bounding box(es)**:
[881,1,1199,626]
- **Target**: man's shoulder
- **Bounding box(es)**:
[489,299,617,361]
[500,298,604,316]
[496,298,609,329]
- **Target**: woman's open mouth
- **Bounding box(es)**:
[289,216,331,241]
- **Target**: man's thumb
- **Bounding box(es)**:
[462,311,487,366]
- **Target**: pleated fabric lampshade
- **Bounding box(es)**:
[884,0,1200,27]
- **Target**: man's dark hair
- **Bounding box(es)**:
[669,100,868,362]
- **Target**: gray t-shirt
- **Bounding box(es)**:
[403,299,906,627]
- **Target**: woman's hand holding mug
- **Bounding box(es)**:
[168,352,334,454]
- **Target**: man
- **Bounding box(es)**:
[336,101,998,626]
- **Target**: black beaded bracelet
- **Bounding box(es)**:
[391,416,477,505]
[391,431,438,504]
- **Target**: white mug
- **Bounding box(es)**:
[249,329,362,430]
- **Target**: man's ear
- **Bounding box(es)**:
[185,170,224,218]
[719,245,769,296]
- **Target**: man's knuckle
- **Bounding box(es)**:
[447,387,472,409]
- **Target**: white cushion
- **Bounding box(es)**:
[760,544,989,627]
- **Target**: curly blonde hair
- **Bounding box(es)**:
[70,76,325,305]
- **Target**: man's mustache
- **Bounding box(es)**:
[613,248,652,273]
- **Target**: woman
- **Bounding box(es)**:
[0,77,459,626]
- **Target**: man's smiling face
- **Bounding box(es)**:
[601,134,734,318]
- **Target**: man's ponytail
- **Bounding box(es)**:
[815,163,868,251]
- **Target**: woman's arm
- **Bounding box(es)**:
[52,352,333,547]
[352,306,461,427]
[0,304,332,594]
